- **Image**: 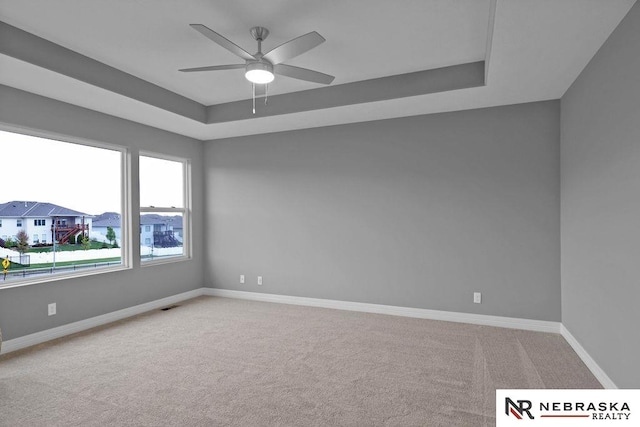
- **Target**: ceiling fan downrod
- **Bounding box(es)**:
[250,26,269,55]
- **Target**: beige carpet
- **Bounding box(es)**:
[0,296,600,426]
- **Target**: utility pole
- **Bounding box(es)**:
[52,217,56,270]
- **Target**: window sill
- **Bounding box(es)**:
[140,255,191,268]
[0,264,131,290]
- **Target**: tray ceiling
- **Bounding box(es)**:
[0,0,636,140]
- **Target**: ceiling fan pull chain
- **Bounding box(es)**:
[252,82,256,114]
[265,84,269,105]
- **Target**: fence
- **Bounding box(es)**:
[2,261,121,282]
[1,248,121,264]
[9,254,30,266]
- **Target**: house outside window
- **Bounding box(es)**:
[139,154,190,264]
[16,219,22,227]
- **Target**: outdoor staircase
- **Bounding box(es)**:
[55,224,89,245]
[153,231,180,248]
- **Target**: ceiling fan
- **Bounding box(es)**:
[180,25,335,86]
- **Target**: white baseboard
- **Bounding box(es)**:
[2,286,613,390]
[560,324,617,389]
[207,289,621,387]
[203,288,562,333]
[1,288,205,355]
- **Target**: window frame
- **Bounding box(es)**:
[139,151,191,266]
[0,125,131,289]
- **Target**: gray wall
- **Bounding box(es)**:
[561,1,640,388]
[0,85,205,341]
[205,101,561,321]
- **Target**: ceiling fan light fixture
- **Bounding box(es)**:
[245,61,274,84]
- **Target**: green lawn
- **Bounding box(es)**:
[28,242,118,252]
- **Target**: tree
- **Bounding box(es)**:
[106,226,116,246]
[4,237,14,248]
[16,230,29,254]
[80,234,91,250]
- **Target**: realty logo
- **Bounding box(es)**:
[505,397,535,420]
[497,389,639,426]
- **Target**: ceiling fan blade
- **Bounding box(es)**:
[262,31,325,65]
[274,64,334,85]
[190,24,255,61]
[179,64,245,73]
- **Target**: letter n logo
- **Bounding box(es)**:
[505,397,534,419]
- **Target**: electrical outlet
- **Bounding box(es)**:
[473,292,482,304]
[257,276,263,286]
[48,302,57,316]
[240,274,245,284]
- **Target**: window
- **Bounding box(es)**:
[1,128,125,286]
[139,154,190,263]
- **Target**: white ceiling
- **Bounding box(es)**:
[0,0,636,140]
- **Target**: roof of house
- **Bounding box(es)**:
[0,201,91,218]
[92,212,121,228]
[91,212,182,228]
[140,214,182,228]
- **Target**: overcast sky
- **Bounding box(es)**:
[2,130,183,215]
